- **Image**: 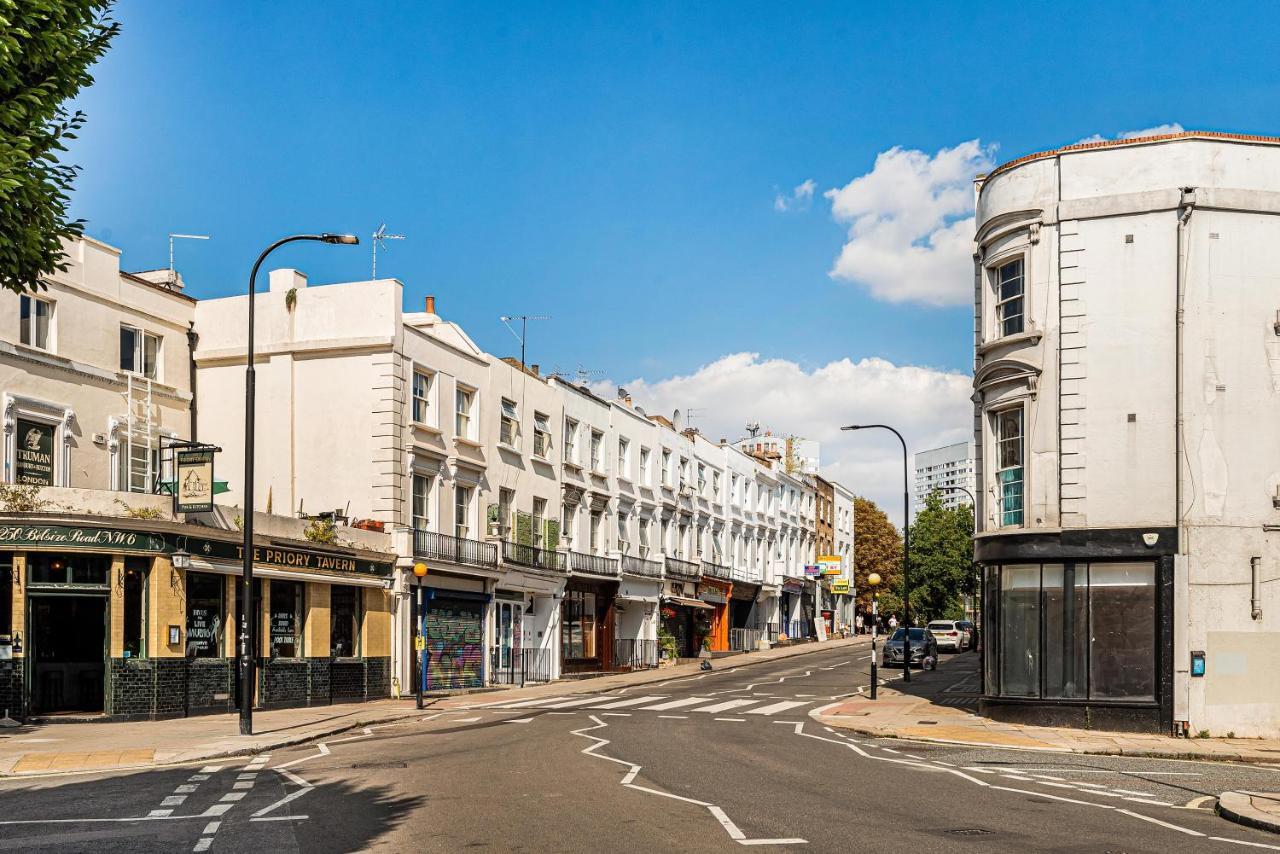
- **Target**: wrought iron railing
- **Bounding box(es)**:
[489,646,555,686]
[569,550,619,577]
[502,540,566,572]
[413,529,499,568]
[700,561,732,580]
[730,627,766,652]
[613,638,659,671]
[665,556,700,580]
[621,555,663,577]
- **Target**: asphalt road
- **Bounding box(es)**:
[3,645,1280,852]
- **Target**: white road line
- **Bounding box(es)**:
[546,711,578,716]
[1207,837,1280,850]
[590,696,668,709]
[192,838,212,852]
[500,696,575,708]
[601,713,632,717]
[273,742,329,770]
[201,804,233,817]
[175,785,198,794]
[236,773,258,780]
[449,716,482,723]
[202,822,221,835]
[540,696,620,709]
[693,699,759,714]
[161,795,187,806]
[1184,795,1216,809]
[715,718,747,722]
[1116,808,1204,836]
[147,809,173,818]
[188,774,210,782]
[233,781,255,790]
[199,766,223,773]
[747,701,810,715]
[643,697,716,711]
[219,792,246,802]
[658,715,688,719]
[251,768,314,818]
[503,717,535,724]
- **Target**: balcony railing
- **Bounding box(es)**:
[413,529,499,569]
[569,550,619,577]
[502,540,566,572]
[621,555,663,578]
[490,646,555,686]
[700,561,732,581]
[613,638,659,671]
[664,556,700,580]
[730,627,766,652]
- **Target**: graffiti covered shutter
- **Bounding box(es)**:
[426,597,484,689]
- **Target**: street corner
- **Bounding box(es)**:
[1217,792,1280,836]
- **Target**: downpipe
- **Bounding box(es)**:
[1252,556,1263,621]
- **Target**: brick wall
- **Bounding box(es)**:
[109,658,156,718]
[308,658,331,706]
[331,660,365,701]
[365,657,391,699]
[187,659,235,714]
[261,659,309,707]
[0,660,22,719]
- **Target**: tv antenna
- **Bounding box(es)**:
[746,421,761,438]
[168,234,209,283]
[685,408,705,429]
[371,223,404,278]
[500,314,550,370]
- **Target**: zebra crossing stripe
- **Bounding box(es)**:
[745,700,810,715]
[500,696,574,708]
[539,696,622,709]
[590,696,668,709]
[693,699,758,714]
[641,697,715,711]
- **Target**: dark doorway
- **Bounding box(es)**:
[29,596,106,714]
[233,579,262,706]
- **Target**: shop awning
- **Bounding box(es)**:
[664,595,714,611]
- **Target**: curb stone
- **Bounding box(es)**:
[1217,791,1280,834]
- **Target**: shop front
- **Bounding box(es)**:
[407,575,490,692]
[699,577,732,652]
[729,581,763,651]
[560,576,617,674]
[660,579,712,659]
[614,576,661,671]
[0,519,395,721]
[779,577,811,641]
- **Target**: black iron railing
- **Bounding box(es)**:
[665,556,700,580]
[413,529,499,568]
[569,550,619,577]
[621,555,663,577]
[502,540,566,572]
[489,646,555,686]
[613,638,659,671]
[701,561,732,580]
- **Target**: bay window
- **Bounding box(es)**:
[994,257,1025,337]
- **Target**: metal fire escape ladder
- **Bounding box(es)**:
[125,373,156,493]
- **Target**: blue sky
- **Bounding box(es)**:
[66,1,1280,515]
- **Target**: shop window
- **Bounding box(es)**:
[998,564,1040,697]
[269,580,303,658]
[331,585,361,658]
[561,591,597,659]
[27,553,110,586]
[185,572,226,658]
[1088,563,1156,701]
[1043,563,1087,699]
[122,557,148,659]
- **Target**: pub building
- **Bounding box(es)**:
[0,513,395,721]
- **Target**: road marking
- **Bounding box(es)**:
[175,784,198,794]
[273,742,329,770]
[233,781,255,790]
[189,774,210,782]
[449,716,482,723]
[252,768,314,818]
[161,795,187,806]
[540,696,624,709]
[601,713,632,717]
[715,718,747,722]
[1206,837,1280,850]
[202,822,221,835]
[546,711,578,716]
[199,766,223,773]
[201,804,233,817]
[220,792,246,802]
[147,809,173,818]
[193,838,212,852]
[590,695,668,709]
[1115,808,1204,836]
[500,696,574,708]
[1184,795,1216,809]
[503,717,535,724]
[693,699,758,714]
[642,697,715,711]
[747,701,810,715]
[658,715,688,719]
[236,773,258,780]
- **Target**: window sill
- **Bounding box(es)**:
[589,469,609,479]
[497,442,521,454]
[562,460,583,472]
[617,476,633,485]
[411,421,442,436]
[454,437,483,449]
[976,329,1042,356]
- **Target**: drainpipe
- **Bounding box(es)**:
[186,322,199,442]
[1252,557,1263,621]
[1176,189,1195,552]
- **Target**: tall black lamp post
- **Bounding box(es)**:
[841,424,912,682]
[240,233,358,737]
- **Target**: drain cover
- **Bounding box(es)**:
[947,829,994,836]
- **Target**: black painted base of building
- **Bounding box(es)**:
[979,698,1164,734]
[0,659,23,720]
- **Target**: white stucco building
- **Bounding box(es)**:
[974,130,1280,736]
[913,441,975,512]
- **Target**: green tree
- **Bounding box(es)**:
[905,491,975,622]
[853,496,902,614]
[0,0,118,294]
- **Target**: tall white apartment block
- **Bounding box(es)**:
[912,441,975,511]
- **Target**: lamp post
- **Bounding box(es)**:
[240,233,358,737]
[867,571,881,700]
[842,424,911,682]
[937,484,980,628]
[413,562,429,709]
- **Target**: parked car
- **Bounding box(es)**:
[883,628,938,669]
[927,621,966,652]
[956,620,978,650]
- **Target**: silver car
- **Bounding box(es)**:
[927,620,967,652]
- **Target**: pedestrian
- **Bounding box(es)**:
[888,614,898,630]
[855,613,863,635]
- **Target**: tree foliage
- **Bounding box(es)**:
[905,491,975,622]
[853,496,902,613]
[0,0,118,294]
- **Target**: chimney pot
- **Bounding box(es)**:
[425,295,436,314]
[530,364,540,376]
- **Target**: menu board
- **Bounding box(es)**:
[14,419,54,485]
[271,608,298,657]
[186,604,222,657]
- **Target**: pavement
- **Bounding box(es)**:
[814,651,1280,765]
[1218,791,1280,835]
[4,644,1280,852]
[0,636,864,779]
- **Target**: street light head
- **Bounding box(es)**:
[867,572,881,587]
[840,424,864,431]
[413,562,429,578]
[321,233,360,245]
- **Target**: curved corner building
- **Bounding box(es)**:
[973,131,1280,736]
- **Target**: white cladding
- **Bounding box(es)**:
[975,133,1280,736]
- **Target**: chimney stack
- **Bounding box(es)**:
[425,295,437,314]
[530,364,540,376]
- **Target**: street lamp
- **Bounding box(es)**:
[413,562,429,709]
[867,571,881,700]
[842,423,912,683]
[937,484,981,663]
[240,233,358,737]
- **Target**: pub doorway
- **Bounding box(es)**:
[28,595,106,715]
[233,579,262,707]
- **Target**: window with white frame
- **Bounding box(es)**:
[696,463,706,494]
[120,325,160,379]
[639,447,651,485]
[994,257,1025,338]
[564,418,579,464]
[411,473,432,531]
[590,430,604,472]
[20,296,51,350]
[712,470,720,498]
[561,504,575,543]
[454,485,473,539]
[731,473,739,504]
[679,457,689,488]
[533,497,546,547]
[995,407,1025,527]
[455,386,475,439]
[533,412,551,458]
[590,510,603,554]
[116,442,162,494]
[412,370,432,424]
[677,523,688,557]
[639,519,650,557]
[500,398,519,447]
[660,449,672,486]
[695,524,704,557]
[617,512,629,552]
[617,437,630,478]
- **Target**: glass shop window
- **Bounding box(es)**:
[185,572,226,659]
[122,557,148,659]
[269,580,303,658]
[331,585,362,658]
[1088,563,1156,701]
[27,553,110,586]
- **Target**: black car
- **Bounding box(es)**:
[882,627,938,669]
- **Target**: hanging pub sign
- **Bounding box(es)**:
[174,448,215,514]
[14,418,54,485]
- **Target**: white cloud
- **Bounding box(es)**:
[599,352,972,528]
[1074,122,1185,144]
[823,140,995,307]
[773,178,817,212]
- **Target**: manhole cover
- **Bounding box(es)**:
[351,761,408,770]
[947,829,994,836]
